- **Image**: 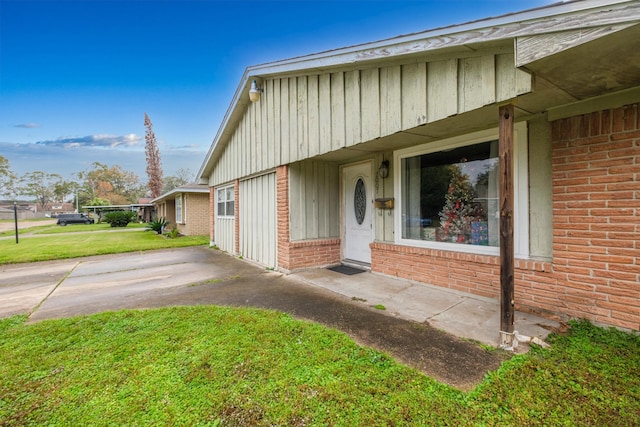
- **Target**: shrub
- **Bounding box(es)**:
[146,217,169,234]
[166,227,181,239]
[102,211,138,227]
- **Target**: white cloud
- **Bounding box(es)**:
[13,123,41,129]
[167,143,204,151]
[1,140,206,181]
[35,134,144,149]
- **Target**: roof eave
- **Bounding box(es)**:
[151,187,210,204]
[196,0,636,183]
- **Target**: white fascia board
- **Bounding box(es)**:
[246,0,636,78]
[151,188,210,204]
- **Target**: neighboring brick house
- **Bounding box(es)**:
[151,184,210,236]
[197,1,640,332]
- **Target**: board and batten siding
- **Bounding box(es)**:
[209,53,531,187]
[215,217,235,255]
[239,173,277,267]
[289,160,340,241]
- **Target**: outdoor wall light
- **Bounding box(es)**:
[249,80,263,102]
[378,160,390,179]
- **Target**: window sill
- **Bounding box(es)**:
[395,238,500,256]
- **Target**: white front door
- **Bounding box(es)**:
[343,162,373,264]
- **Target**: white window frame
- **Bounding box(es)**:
[393,123,529,257]
[175,194,183,224]
[216,185,235,218]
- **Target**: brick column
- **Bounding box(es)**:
[209,186,215,244]
[276,165,291,270]
[234,179,240,254]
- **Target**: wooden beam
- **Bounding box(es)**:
[499,103,515,338]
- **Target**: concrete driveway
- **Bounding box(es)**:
[1,247,266,321]
[0,246,557,390]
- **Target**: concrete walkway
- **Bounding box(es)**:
[292,268,559,348]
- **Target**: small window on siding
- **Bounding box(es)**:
[217,185,234,218]
[175,195,183,223]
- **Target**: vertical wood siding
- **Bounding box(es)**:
[210,53,531,186]
[239,173,277,267]
[289,161,340,241]
[215,217,235,255]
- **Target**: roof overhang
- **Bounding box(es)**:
[517,21,640,100]
[197,0,640,183]
[150,185,210,204]
[81,204,153,210]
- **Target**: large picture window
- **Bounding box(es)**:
[217,186,235,218]
[395,124,528,256]
[401,140,499,247]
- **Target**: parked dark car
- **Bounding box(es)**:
[56,213,95,226]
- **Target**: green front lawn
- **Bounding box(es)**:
[0,227,208,264]
[0,220,146,237]
[0,311,638,426]
[34,222,148,234]
[1,220,638,425]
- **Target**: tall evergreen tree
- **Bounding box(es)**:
[144,113,163,198]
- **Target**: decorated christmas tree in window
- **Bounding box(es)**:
[438,164,481,243]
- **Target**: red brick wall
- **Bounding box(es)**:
[234,179,240,254]
[277,166,291,270]
[209,186,215,243]
[371,243,501,297]
[546,103,639,330]
[371,103,639,331]
[288,239,341,270]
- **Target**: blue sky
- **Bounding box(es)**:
[0,0,551,182]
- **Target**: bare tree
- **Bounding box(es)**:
[162,168,194,193]
[144,113,163,198]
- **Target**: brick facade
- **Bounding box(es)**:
[209,186,215,243]
[546,104,639,330]
[181,193,210,236]
[234,179,240,254]
[287,239,341,270]
[372,104,639,331]
[276,166,291,269]
[371,243,502,297]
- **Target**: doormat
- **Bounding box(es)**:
[327,265,366,275]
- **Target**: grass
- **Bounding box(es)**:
[36,222,147,234]
[1,220,639,425]
[0,311,638,426]
[0,221,208,264]
[0,221,146,237]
